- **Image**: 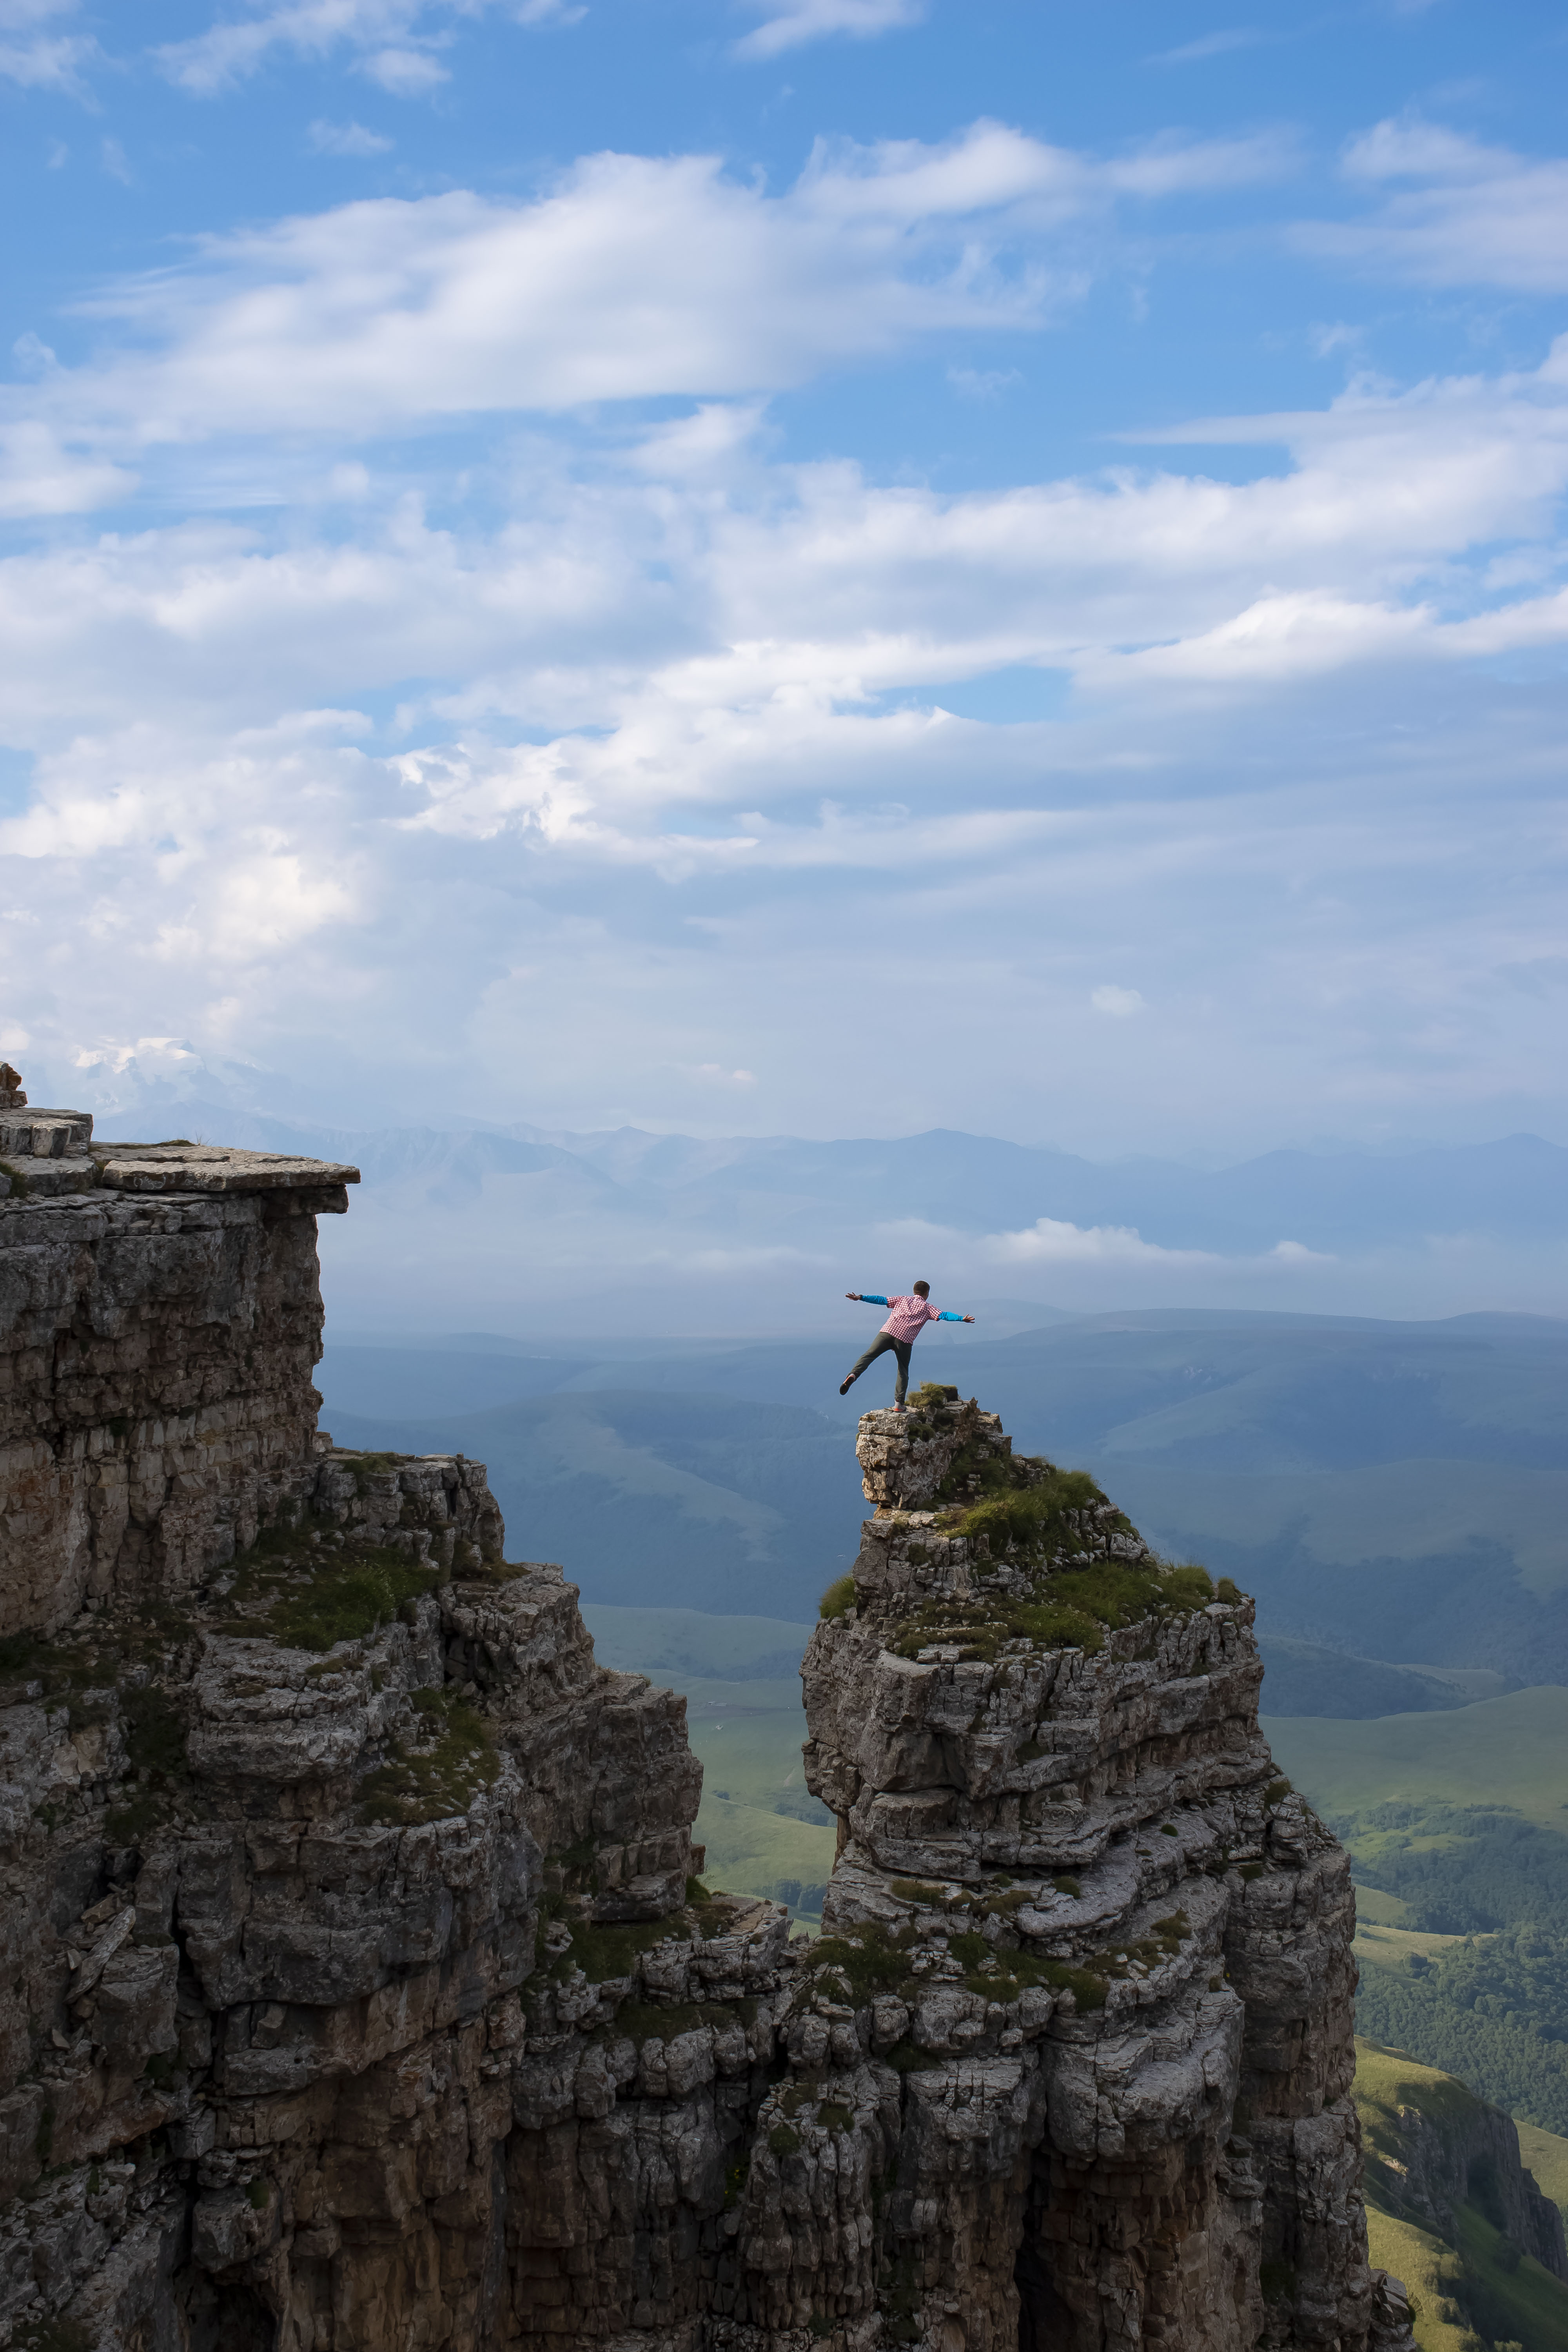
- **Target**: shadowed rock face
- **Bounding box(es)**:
[0,1106,1413,2352]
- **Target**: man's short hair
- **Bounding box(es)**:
[913,1280,930,1297]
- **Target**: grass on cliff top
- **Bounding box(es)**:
[0,1604,186,1714]
[889,1560,1217,1665]
[948,1465,1117,1557]
[527,1883,766,2020]
[866,1437,1225,1663]
[356,1687,499,1826]
[0,1615,199,1845]
[223,1522,443,1653]
[804,1911,1191,2019]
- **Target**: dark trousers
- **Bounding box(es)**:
[846,1331,913,1403]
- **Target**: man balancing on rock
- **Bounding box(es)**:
[839,1283,974,1411]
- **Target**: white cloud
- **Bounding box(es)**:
[1096,590,1435,688]
[1147,27,1263,65]
[734,0,923,62]
[308,117,394,154]
[0,121,1292,474]
[39,149,1034,440]
[629,401,768,478]
[1341,118,1501,183]
[1295,118,1568,292]
[0,0,97,91]
[74,1036,204,1083]
[985,1217,1218,1267]
[977,1219,1336,1271]
[154,0,581,96]
[0,422,134,517]
[157,1,451,95]
[947,366,1020,399]
[7,133,1568,1158]
[359,42,446,91]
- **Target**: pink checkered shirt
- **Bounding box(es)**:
[880,1294,942,1342]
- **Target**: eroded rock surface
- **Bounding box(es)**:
[0,1100,1414,2352]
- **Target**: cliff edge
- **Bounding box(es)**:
[0,1096,1414,2352]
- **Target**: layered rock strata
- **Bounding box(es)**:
[798,1394,1414,2352]
[0,1098,1414,2352]
[1,1109,360,1636]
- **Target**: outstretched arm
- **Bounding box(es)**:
[846,1292,888,1305]
[936,1310,975,1323]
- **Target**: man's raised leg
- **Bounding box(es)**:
[841,1331,895,1395]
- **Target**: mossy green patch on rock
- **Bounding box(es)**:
[0,1610,185,1727]
[225,1523,442,1653]
[809,1921,919,2000]
[819,1573,857,1622]
[356,1688,499,1827]
[889,1593,1105,1664]
[889,1555,1215,1666]
[448,1555,533,1586]
[949,1465,1110,1559]
[908,1382,960,1412]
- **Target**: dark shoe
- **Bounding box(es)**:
[839,1377,853,1395]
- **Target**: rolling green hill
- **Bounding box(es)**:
[1264,1690,1568,1828]
[1272,1694,1568,2134]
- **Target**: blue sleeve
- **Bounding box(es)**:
[938,1310,964,1321]
[861,1293,888,1306]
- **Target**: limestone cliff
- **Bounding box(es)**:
[0,1100,1414,2352]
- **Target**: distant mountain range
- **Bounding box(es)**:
[53,1082,1568,1328]
[94,1102,1568,1253]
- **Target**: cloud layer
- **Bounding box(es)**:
[4,89,1568,1169]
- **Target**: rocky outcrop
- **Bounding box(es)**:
[789,1393,1412,2352]
[0,1098,1414,2352]
[0,1109,359,1636]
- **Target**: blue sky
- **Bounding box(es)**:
[4,0,1568,1165]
